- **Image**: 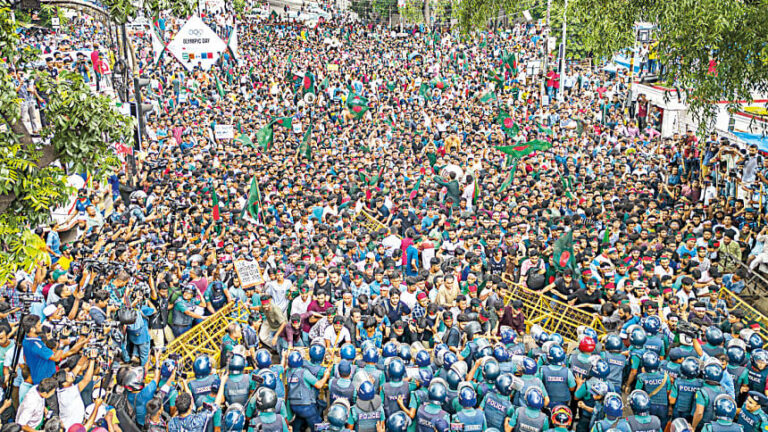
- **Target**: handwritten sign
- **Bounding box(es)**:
[234,260,264,288]
[214,124,234,139]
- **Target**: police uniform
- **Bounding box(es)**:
[224,373,251,406]
[348,398,385,432]
[249,412,289,432]
[188,373,220,408]
[481,390,515,431]
[601,350,628,391]
[625,414,662,432]
[540,365,574,408]
[635,371,670,427]
[416,403,450,432]
[509,406,548,432]
[670,376,702,420]
[329,376,356,405]
[382,380,411,419]
[452,408,487,432]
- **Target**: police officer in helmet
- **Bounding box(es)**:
[700,395,742,432]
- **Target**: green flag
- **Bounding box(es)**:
[298,125,312,160]
[499,162,516,193]
[553,230,575,273]
[256,125,273,150]
[244,176,262,221]
[346,93,369,119]
[419,83,430,99]
[386,81,397,92]
[234,133,255,148]
[472,176,480,206]
[496,111,520,137]
[215,76,225,98]
[409,175,423,200]
[502,50,517,76]
[496,140,552,158]
[538,124,554,136]
[271,117,293,129]
[212,189,220,221]
[319,76,330,91]
[430,78,449,91]
[301,71,316,95]
[487,69,503,85]
[479,92,497,104]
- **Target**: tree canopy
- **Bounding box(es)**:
[0,4,133,282]
[456,0,768,125]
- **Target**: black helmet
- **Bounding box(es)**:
[254,387,277,412]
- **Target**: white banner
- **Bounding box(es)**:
[228,22,239,60]
[214,124,234,139]
[150,29,166,65]
[166,16,227,71]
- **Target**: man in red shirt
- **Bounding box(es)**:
[90,42,102,92]
[546,68,560,101]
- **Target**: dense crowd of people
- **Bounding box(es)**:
[3,2,768,432]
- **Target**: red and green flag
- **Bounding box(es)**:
[256,125,273,150]
[496,139,552,158]
[499,163,516,193]
[244,175,262,221]
[409,175,423,200]
[419,82,430,99]
[212,189,220,221]
[502,50,517,76]
[553,230,575,272]
[346,93,369,119]
[472,176,480,206]
[487,69,503,85]
[496,111,520,137]
[302,71,316,95]
[298,124,312,160]
[215,76,225,98]
[479,92,497,104]
[431,78,449,91]
[538,124,554,136]
[271,116,293,129]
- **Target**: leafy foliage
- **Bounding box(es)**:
[0,6,132,283]
[103,0,198,23]
[456,0,768,126]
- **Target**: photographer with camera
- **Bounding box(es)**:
[55,354,96,430]
[120,285,156,366]
[21,315,87,386]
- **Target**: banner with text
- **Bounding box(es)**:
[166,15,227,71]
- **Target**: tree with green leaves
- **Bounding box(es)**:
[0,3,144,283]
[456,0,768,125]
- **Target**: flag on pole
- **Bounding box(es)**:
[430,78,449,91]
[212,189,220,221]
[472,176,480,206]
[302,71,316,95]
[419,82,430,99]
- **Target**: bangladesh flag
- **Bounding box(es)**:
[212,189,220,221]
[502,50,517,76]
[431,78,448,91]
[538,124,554,136]
[472,176,480,206]
[244,175,262,221]
[346,94,369,119]
[302,71,316,95]
[215,76,225,98]
[487,69,503,85]
[409,175,422,200]
[234,133,254,148]
[298,124,312,160]
[498,166,515,193]
[256,125,273,150]
[496,111,520,137]
[553,230,575,272]
[479,92,497,104]
[497,139,552,158]
[319,76,329,91]
[272,117,292,129]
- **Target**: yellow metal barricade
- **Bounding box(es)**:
[359,209,387,233]
[500,274,606,342]
[158,301,251,375]
[719,286,768,344]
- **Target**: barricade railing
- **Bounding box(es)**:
[500,274,606,342]
[358,208,388,233]
[158,301,251,376]
[718,286,768,344]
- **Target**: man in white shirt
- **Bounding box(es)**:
[57,356,97,429]
[290,285,313,317]
[17,377,58,430]
[323,315,351,348]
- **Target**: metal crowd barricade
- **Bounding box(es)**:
[500,274,606,342]
[359,208,388,233]
[158,301,251,376]
[718,286,768,344]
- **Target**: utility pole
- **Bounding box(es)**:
[540,0,551,103]
[557,0,567,102]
